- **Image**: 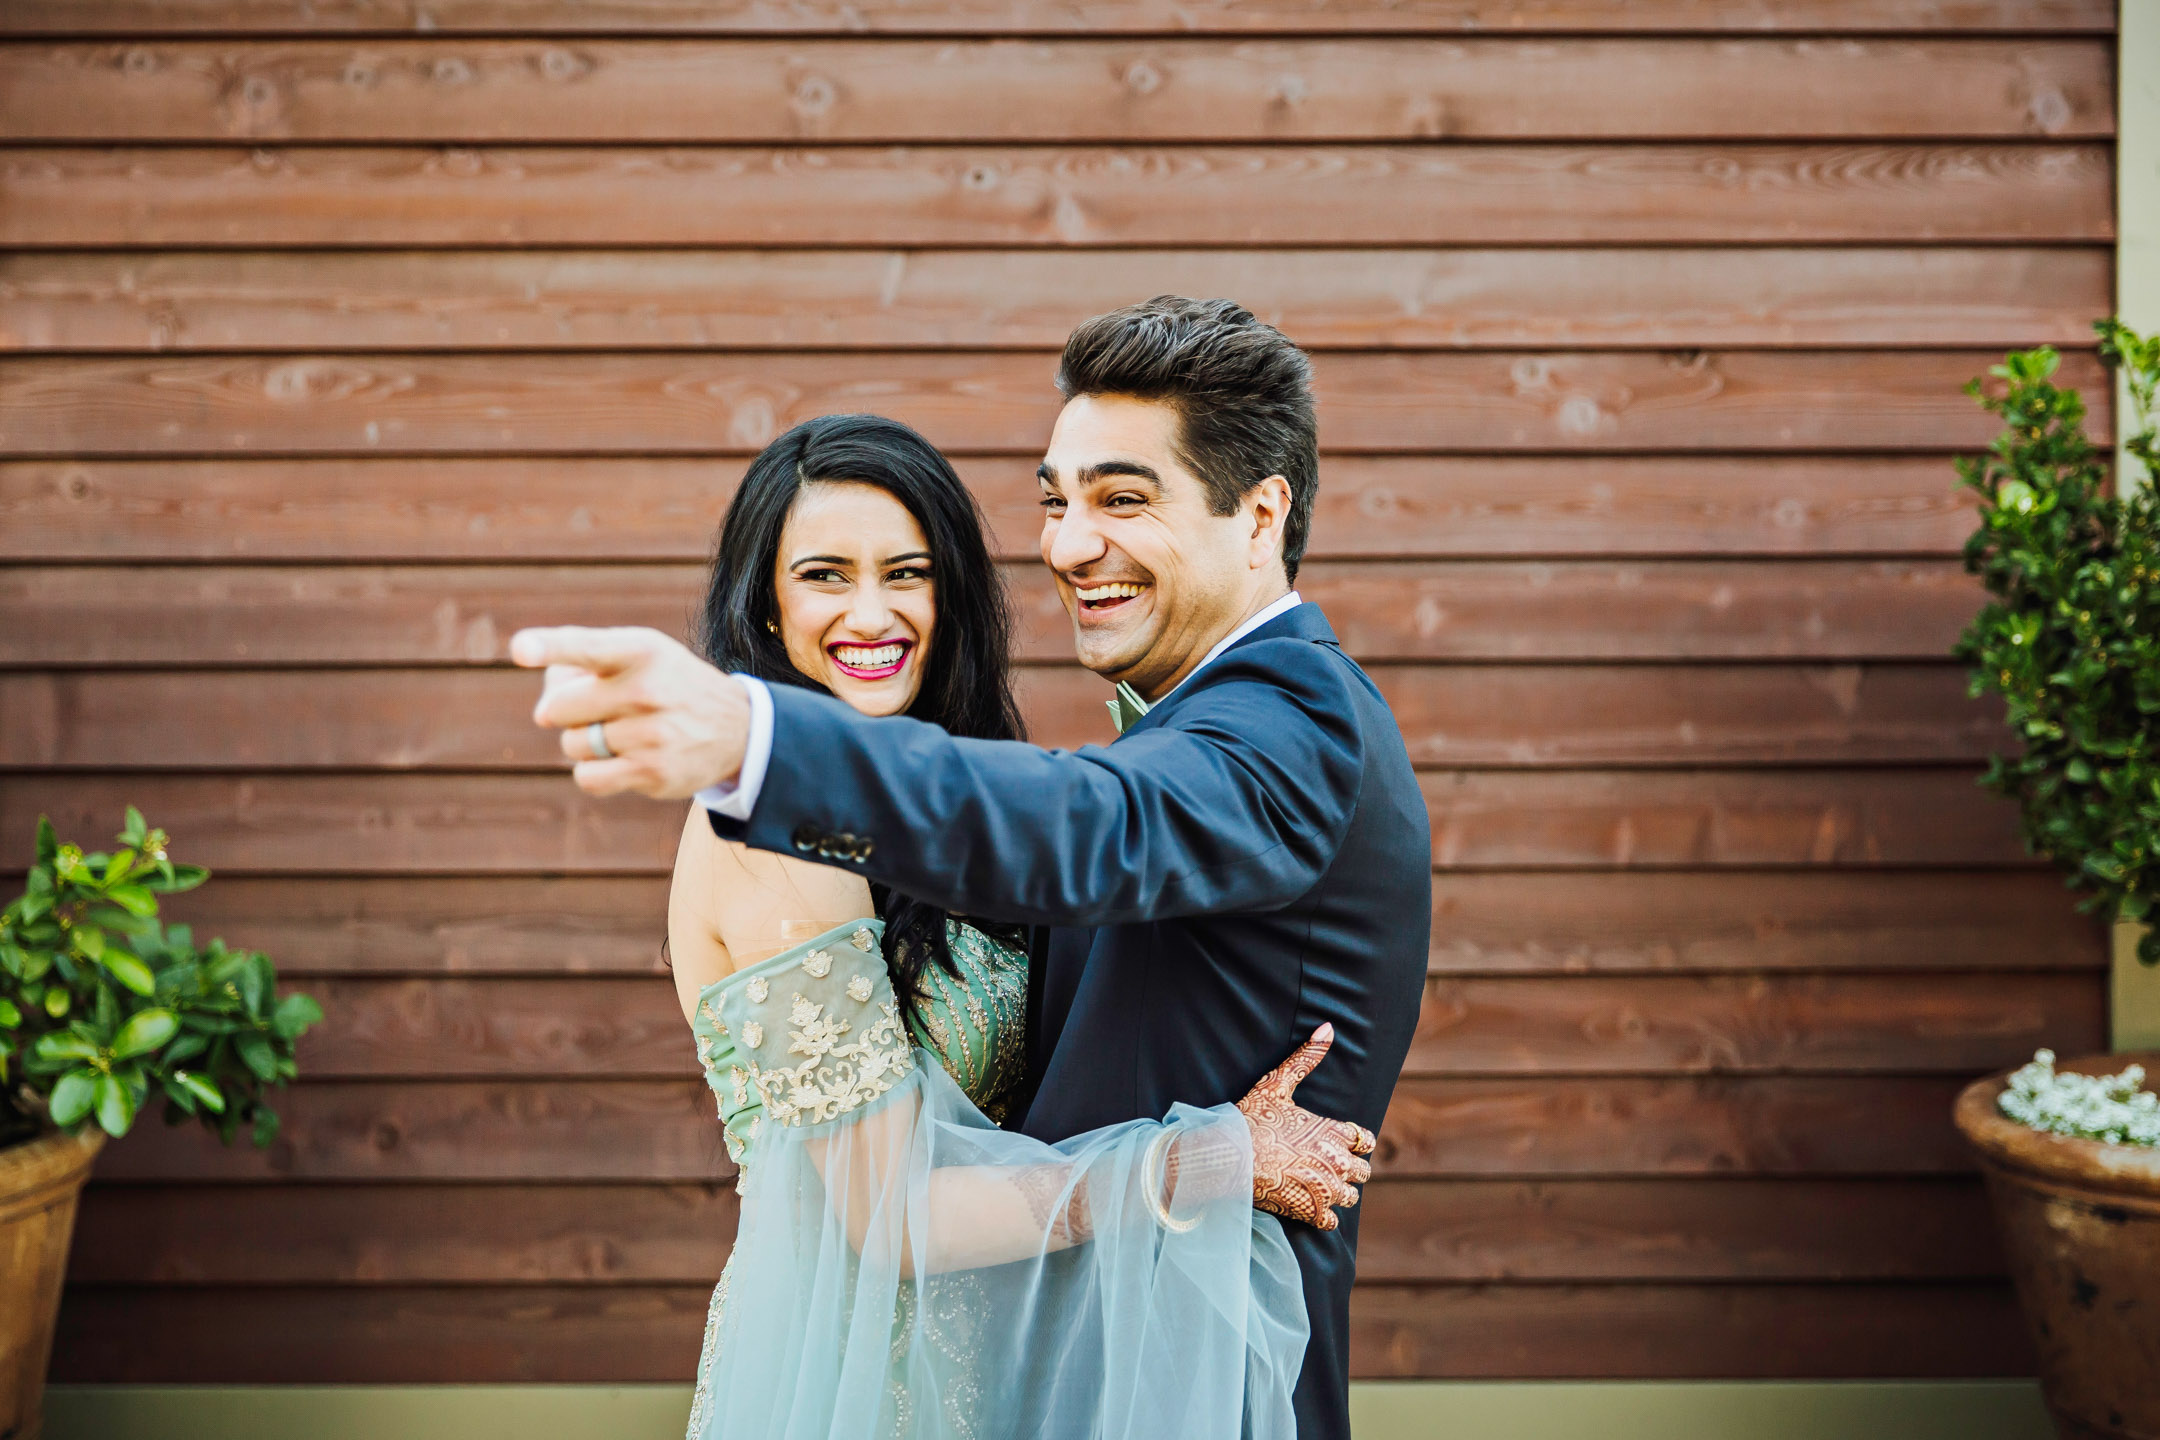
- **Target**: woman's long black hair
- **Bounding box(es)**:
[695,413,1028,1017]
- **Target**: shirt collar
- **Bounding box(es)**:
[1164,590,1303,701]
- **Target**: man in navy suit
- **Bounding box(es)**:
[516,298,1431,1440]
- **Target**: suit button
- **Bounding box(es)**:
[791,823,820,853]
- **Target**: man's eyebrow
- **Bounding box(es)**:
[1086,460,1161,485]
[1037,459,1163,489]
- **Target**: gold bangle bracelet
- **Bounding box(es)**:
[1143,1127,1203,1234]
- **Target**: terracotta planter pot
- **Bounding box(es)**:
[0,1129,102,1440]
[1956,1053,2160,1440]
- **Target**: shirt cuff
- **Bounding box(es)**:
[695,674,774,821]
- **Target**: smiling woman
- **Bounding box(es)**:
[774,483,935,708]
[687,412,1027,1027]
[694,413,1023,749]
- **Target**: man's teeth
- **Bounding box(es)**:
[833,643,906,670]
[1076,583,1147,603]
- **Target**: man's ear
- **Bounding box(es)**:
[1244,475,1294,572]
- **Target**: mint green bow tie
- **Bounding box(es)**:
[1106,682,1152,736]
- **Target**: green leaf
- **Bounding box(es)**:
[147,864,209,895]
[32,1032,97,1064]
[102,848,135,885]
[70,925,105,961]
[42,986,69,1018]
[120,806,147,847]
[0,998,18,1029]
[234,1032,278,1083]
[272,992,324,1040]
[93,1072,137,1137]
[101,885,158,918]
[162,1031,208,1066]
[98,948,157,997]
[250,1106,281,1149]
[159,1075,199,1115]
[14,945,51,983]
[237,954,271,1017]
[35,816,58,866]
[173,1069,225,1114]
[110,1007,178,1060]
[48,1069,96,1128]
[85,904,158,935]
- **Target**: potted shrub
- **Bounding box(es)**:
[1950,322,2160,1440]
[0,809,319,1440]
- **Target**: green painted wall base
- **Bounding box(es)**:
[44,1381,2055,1440]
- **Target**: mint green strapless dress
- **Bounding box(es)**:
[683,919,1306,1440]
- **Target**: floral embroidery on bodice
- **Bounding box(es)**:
[690,918,1027,1173]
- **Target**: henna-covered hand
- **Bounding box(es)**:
[1237,1024,1376,1232]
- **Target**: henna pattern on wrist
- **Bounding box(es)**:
[1012,1163,1093,1246]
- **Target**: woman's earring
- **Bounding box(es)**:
[766,618,779,636]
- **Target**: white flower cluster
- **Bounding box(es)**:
[1998,1049,2160,1147]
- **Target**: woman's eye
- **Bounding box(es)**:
[798,568,845,584]
[888,567,931,583]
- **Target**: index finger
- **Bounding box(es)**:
[509,625,665,676]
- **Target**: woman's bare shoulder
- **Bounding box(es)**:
[671,804,873,971]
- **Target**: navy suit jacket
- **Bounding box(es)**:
[710,603,1431,1440]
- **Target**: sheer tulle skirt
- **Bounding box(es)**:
[688,1061,1307,1440]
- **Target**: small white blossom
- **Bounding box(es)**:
[1999,1049,2160,1147]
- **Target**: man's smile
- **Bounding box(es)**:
[1074,581,1150,616]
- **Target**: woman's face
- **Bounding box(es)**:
[773,481,937,718]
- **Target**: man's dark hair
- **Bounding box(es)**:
[1055,296,1319,583]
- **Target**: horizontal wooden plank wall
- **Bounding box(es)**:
[0,0,2112,1385]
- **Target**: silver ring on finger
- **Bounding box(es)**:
[586,721,615,761]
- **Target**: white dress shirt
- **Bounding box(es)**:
[699,590,1303,821]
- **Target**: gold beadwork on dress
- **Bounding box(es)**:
[686,1258,733,1440]
[686,920,1030,1436]
[742,985,914,1127]
[691,918,1024,1166]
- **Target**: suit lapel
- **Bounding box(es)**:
[1115,602,1339,740]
